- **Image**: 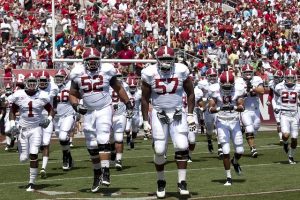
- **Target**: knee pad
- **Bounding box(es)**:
[188,132,196,144]
[98,144,111,152]
[235,145,244,155]
[153,140,166,156]
[246,132,255,139]
[245,125,254,134]
[114,132,124,143]
[87,148,99,159]
[60,140,70,146]
[154,154,166,165]
[29,154,38,161]
[59,131,69,142]
[174,150,189,161]
[222,143,230,155]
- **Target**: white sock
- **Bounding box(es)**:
[101,160,110,168]
[278,132,282,140]
[289,148,296,157]
[157,171,165,180]
[6,136,11,145]
[116,153,122,161]
[225,170,231,178]
[69,137,73,143]
[29,168,38,184]
[42,156,48,169]
[178,169,186,183]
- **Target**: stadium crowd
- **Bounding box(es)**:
[0,0,299,82]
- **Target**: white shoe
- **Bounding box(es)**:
[224,177,232,186]
[178,181,189,195]
[26,183,35,192]
[289,157,296,164]
[156,180,166,198]
[40,168,47,179]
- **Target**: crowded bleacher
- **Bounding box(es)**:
[0,0,300,83]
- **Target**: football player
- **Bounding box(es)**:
[125,74,142,149]
[198,68,220,156]
[109,69,132,171]
[37,70,59,178]
[208,71,245,186]
[9,73,54,191]
[69,47,133,192]
[266,70,284,144]
[236,65,264,158]
[141,46,195,198]
[275,69,300,164]
[53,69,75,170]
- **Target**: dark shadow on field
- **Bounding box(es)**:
[78,187,139,195]
[51,166,88,171]
[242,153,264,158]
[44,172,65,178]
[274,160,295,165]
[18,183,62,190]
[69,145,85,149]
[211,179,246,184]
[164,192,197,199]
[267,142,283,146]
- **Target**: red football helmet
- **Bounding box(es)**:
[82,47,101,71]
[206,68,218,83]
[273,70,284,84]
[25,72,39,92]
[284,69,297,87]
[54,69,68,86]
[37,70,50,89]
[156,46,175,71]
[219,71,235,95]
[241,64,254,81]
[127,75,138,94]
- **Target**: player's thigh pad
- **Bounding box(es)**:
[132,115,140,133]
[291,115,299,139]
[29,127,43,155]
[216,119,231,144]
[84,131,98,149]
[188,131,196,144]
[241,111,254,133]
[170,113,188,151]
[153,138,168,155]
[41,120,53,146]
[125,118,132,132]
[253,110,261,134]
[112,114,127,134]
[280,115,291,135]
[95,106,113,144]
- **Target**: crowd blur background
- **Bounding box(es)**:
[1,0,300,86]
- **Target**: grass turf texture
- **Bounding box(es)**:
[0,131,299,200]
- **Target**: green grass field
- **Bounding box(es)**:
[1,131,300,200]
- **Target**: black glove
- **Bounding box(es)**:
[157,110,170,124]
[72,103,88,115]
[39,118,51,128]
[113,104,119,111]
[274,108,280,114]
[221,104,234,111]
[246,81,252,93]
[125,101,134,118]
[173,109,182,122]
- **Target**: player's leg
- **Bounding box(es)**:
[113,114,126,170]
[187,110,197,162]
[59,115,75,170]
[95,106,113,186]
[231,120,244,176]
[204,111,215,153]
[288,116,299,164]
[216,119,232,186]
[272,99,282,144]
[171,112,190,195]
[27,127,42,191]
[151,108,168,198]
[40,120,53,178]
[241,111,256,158]
[125,117,132,149]
[281,115,291,155]
[130,114,140,149]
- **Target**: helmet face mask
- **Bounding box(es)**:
[129,86,137,94]
[285,76,296,87]
[54,75,65,86]
[26,79,39,92]
[274,75,283,84]
[157,57,175,71]
[156,46,175,72]
[84,59,100,71]
[221,83,233,95]
[39,78,48,89]
[242,71,253,81]
[207,74,217,84]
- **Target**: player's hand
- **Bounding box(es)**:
[39,116,52,128]
[143,120,152,136]
[73,104,88,115]
[187,113,196,132]
[266,101,271,106]
[125,101,134,119]
[9,120,19,137]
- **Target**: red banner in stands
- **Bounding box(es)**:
[259,92,276,125]
[12,69,57,77]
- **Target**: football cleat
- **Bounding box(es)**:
[4,145,10,151]
[130,141,134,149]
[126,135,131,149]
[62,153,69,170]
[187,156,193,163]
[231,159,242,175]
[115,160,122,171]
[224,177,232,186]
[102,167,110,186]
[40,168,47,179]
[26,183,35,192]
[177,181,189,195]
[283,143,289,154]
[208,140,214,153]
[251,148,258,158]
[156,180,166,198]
[289,157,296,165]
[70,142,74,148]
[91,169,102,193]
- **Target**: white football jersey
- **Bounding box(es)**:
[70,63,116,110]
[56,81,74,117]
[127,89,142,113]
[9,90,50,128]
[40,81,59,116]
[209,83,246,118]
[182,87,203,112]
[235,76,263,111]
[141,63,190,111]
[268,79,281,104]
[109,81,127,116]
[275,81,300,112]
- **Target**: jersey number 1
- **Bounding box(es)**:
[28,101,34,117]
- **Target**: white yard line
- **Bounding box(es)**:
[0,162,279,186]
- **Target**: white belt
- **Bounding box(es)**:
[217,116,238,121]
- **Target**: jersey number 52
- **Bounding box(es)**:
[81,75,104,93]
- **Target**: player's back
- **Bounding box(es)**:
[56,81,74,117]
